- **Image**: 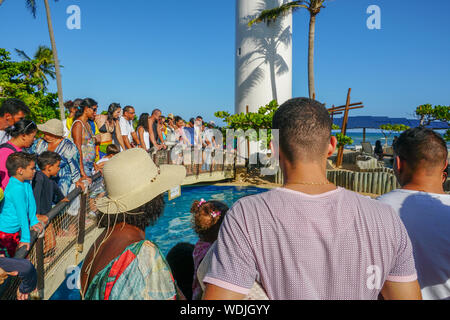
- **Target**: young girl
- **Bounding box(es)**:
[190,199,229,300]
[136,113,151,152]
[0,120,38,190]
[0,152,44,258]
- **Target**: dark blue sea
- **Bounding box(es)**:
[340,130,450,148]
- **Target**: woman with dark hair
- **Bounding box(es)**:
[80,148,186,300]
[71,98,99,178]
[136,113,150,151]
[374,140,384,160]
[95,103,126,156]
[63,99,82,138]
[0,120,37,189]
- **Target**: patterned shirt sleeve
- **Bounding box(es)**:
[65,141,81,182]
[203,201,257,295]
[386,211,418,282]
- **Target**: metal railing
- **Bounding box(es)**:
[0,172,103,300]
[0,146,236,300]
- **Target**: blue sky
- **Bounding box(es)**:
[0,0,449,125]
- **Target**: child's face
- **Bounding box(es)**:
[21,161,36,181]
[46,160,61,177]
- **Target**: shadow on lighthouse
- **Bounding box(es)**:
[237,0,292,106]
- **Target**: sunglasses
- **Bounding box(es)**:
[20,121,36,133]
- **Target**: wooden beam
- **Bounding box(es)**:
[336,89,353,168]
[329,106,364,114]
[328,102,363,111]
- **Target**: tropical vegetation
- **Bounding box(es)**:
[379,124,410,146]
[14,45,58,90]
[0,48,60,123]
[0,0,65,120]
[416,104,450,141]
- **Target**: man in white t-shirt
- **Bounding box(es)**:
[378,127,450,300]
[0,98,30,144]
[203,98,422,300]
[119,106,140,150]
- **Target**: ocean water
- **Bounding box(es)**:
[50,185,267,300]
[338,130,450,148]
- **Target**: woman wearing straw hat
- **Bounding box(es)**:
[80,148,187,300]
[28,119,85,217]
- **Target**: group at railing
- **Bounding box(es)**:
[0,146,237,300]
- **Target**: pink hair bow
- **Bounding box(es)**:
[198,199,207,208]
[211,211,221,218]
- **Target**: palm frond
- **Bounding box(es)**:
[14,48,32,61]
[25,0,37,18]
[248,1,307,27]
[25,0,59,18]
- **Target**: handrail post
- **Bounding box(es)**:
[35,236,45,299]
[77,192,87,253]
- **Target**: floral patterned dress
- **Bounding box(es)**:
[83,240,179,300]
[72,120,96,176]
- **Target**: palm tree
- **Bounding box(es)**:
[1,0,65,120]
[249,0,327,100]
[15,46,58,90]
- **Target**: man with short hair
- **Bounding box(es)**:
[0,99,30,144]
[378,127,450,300]
[148,109,166,150]
[203,97,422,300]
[184,118,195,147]
[119,106,140,150]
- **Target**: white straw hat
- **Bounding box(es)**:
[37,119,65,137]
[96,148,186,214]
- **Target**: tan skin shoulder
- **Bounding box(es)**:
[80,222,145,295]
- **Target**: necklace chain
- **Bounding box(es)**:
[284,181,333,186]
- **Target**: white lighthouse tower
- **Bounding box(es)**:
[235,0,293,114]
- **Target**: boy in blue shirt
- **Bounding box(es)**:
[0,152,44,257]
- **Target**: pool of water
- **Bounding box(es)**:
[50,184,268,300]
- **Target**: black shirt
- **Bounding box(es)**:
[32,171,65,215]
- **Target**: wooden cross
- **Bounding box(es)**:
[328,88,364,168]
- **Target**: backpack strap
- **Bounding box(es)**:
[0,143,18,153]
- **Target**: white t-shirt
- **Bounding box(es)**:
[378,189,450,300]
[119,116,135,148]
[0,130,10,145]
[194,125,202,147]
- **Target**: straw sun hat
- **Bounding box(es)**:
[37,119,65,137]
[96,148,186,215]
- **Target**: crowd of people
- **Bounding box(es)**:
[62,99,220,171]
[0,97,218,299]
[0,97,448,301]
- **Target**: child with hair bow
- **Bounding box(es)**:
[190,198,228,300]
